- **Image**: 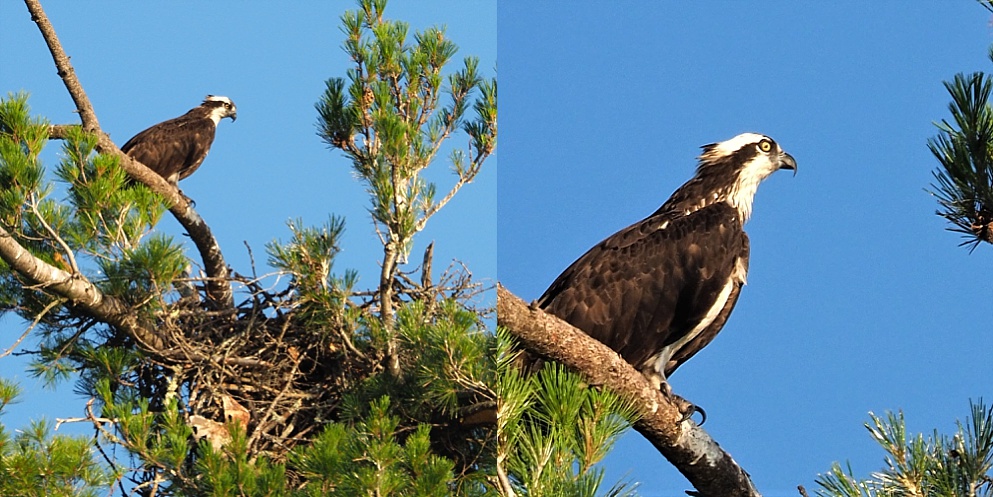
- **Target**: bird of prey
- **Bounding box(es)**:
[537,133,796,395]
[120,95,237,189]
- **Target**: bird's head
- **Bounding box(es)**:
[203,95,238,124]
[697,133,796,220]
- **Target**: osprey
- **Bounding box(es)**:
[120,95,237,188]
[537,133,796,394]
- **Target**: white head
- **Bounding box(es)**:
[698,133,797,221]
[202,95,237,125]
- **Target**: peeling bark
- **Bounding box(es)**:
[497,284,761,497]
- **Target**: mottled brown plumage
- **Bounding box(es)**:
[537,133,796,392]
[121,95,237,187]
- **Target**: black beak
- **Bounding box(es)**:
[228,112,238,122]
[779,151,797,176]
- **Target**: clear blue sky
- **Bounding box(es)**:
[0,0,495,471]
[499,2,993,495]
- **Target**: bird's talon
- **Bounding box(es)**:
[683,404,707,426]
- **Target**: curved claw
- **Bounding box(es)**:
[678,403,707,426]
[662,387,707,426]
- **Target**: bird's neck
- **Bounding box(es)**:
[727,173,760,222]
[656,174,752,222]
[207,111,224,126]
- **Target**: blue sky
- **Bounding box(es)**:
[0,0,495,470]
[498,1,993,495]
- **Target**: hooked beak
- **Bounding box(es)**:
[228,111,237,122]
[779,151,797,176]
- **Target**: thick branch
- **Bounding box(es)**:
[46,130,234,309]
[30,0,235,310]
[497,284,761,497]
[0,225,166,349]
[95,134,234,310]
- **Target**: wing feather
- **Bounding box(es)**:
[120,113,216,184]
[538,202,748,377]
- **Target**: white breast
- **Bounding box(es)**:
[644,255,746,380]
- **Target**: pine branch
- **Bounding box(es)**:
[497,284,761,497]
[25,0,234,309]
[0,223,166,349]
[414,173,472,233]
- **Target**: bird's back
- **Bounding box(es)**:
[538,201,748,376]
[120,110,216,185]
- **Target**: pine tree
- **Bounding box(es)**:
[0,0,495,494]
[495,329,639,497]
[928,1,993,252]
[813,402,993,497]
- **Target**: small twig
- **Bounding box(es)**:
[92,434,127,497]
[52,318,95,363]
[55,414,114,430]
[243,240,258,281]
[0,298,62,359]
[337,322,369,361]
[247,350,304,451]
[28,192,80,273]
[79,398,122,446]
[218,356,273,368]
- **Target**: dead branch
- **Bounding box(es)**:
[22,0,99,132]
[25,0,233,310]
[497,284,761,497]
[0,298,61,358]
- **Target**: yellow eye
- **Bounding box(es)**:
[758,140,772,153]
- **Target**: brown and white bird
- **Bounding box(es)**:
[120,95,237,188]
[537,133,796,395]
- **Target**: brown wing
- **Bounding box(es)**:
[663,234,748,377]
[120,114,216,185]
[538,202,748,376]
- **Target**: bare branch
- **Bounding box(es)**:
[0,298,61,358]
[496,462,516,497]
[47,124,76,140]
[497,284,761,497]
[23,0,99,132]
[415,174,471,233]
[28,192,79,273]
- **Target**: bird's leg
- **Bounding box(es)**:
[176,188,196,207]
[644,369,707,425]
